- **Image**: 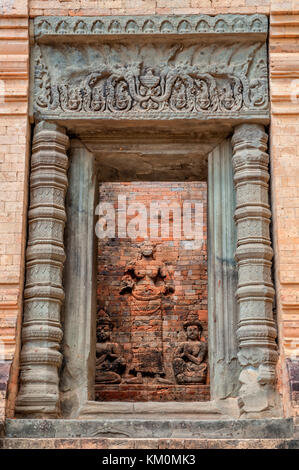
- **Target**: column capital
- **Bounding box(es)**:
[232,123,268,147]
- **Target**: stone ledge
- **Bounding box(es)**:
[34,14,268,41]
[1,437,299,449]
[5,418,294,440]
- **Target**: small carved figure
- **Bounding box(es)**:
[95,309,126,384]
[249,79,267,107]
[172,78,188,109]
[219,82,235,110]
[194,79,210,110]
[90,85,105,112]
[173,316,207,384]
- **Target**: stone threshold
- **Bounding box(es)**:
[78,400,224,419]
[5,418,294,440]
[1,437,299,449]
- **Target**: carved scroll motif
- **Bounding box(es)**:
[33,42,269,119]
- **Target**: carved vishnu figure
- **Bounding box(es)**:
[120,241,174,383]
[95,309,126,384]
[173,316,208,384]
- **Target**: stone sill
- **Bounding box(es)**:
[79,400,226,420]
[4,417,294,440]
[1,437,299,449]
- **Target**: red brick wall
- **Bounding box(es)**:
[28,0,271,17]
[0,11,29,420]
[0,0,298,419]
[96,181,209,401]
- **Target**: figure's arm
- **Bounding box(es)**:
[197,341,207,363]
[185,342,207,365]
[95,346,108,366]
[184,353,202,365]
[174,344,185,359]
[96,355,106,366]
[107,343,121,360]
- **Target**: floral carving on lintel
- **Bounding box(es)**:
[33,41,269,119]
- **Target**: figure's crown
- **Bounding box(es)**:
[183,312,203,331]
[97,309,113,328]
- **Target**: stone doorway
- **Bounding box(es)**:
[58,124,241,417]
[15,14,281,421]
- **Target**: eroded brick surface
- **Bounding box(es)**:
[1,0,299,421]
[96,182,208,401]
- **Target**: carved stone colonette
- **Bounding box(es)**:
[232,124,279,417]
[16,122,69,416]
[15,14,280,418]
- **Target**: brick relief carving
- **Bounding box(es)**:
[95,182,209,403]
[232,124,280,417]
[16,122,69,417]
[173,316,207,385]
[33,41,268,121]
[120,241,174,384]
[34,15,267,39]
[95,310,126,384]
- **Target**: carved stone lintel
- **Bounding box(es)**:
[15,121,69,417]
[232,124,280,416]
[32,38,269,121]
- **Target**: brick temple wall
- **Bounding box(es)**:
[0,0,298,419]
[28,1,271,17]
[270,11,299,415]
[0,7,29,421]
[96,181,209,401]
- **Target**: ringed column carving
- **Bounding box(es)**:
[232,124,280,416]
[16,121,69,417]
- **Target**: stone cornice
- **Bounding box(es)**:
[34,14,268,42]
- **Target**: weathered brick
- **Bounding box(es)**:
[96,182,209,402]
